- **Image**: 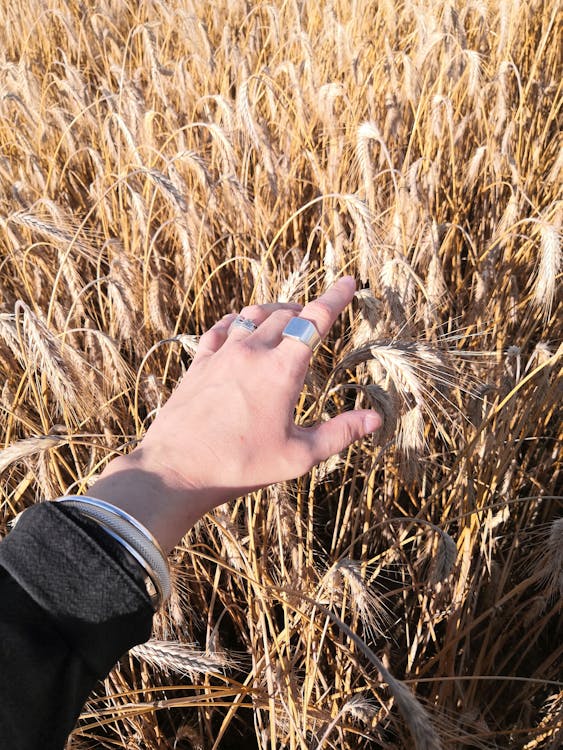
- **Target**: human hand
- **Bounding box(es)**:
[141,276,380,488]
[93,277,381,550]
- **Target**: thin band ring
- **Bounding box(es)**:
[281,318,321,351]
[229,315,258,334]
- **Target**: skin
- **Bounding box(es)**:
[90,277,381,551]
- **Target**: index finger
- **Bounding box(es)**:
[299,276,357,337]
[277,276,356,357]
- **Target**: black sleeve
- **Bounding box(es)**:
[0,502,154,750]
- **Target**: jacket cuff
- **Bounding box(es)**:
[0,502,153,676]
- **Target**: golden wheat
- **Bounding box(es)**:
[0,0,560,747]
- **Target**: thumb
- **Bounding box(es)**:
[305,410,382,465]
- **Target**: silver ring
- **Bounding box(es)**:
[281,317,321,351]
[229,315,258,334]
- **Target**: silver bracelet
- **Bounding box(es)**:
[55,496,171,610]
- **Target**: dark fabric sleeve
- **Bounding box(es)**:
[0,502,154,750]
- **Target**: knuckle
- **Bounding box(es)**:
[308,299,333,326]
[199,328,217,344]
[342,422,357,446]
[287,352,310,378]
[228,339,254,360]
[286,437,313,476]
[273,308,298,324]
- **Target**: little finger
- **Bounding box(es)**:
[195,314,237,360]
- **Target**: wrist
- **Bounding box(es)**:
[89,448,219,552]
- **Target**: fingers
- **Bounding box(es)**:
[197,278,355,362]
[195,313,237,359]
[295,276,357,338]
[301,409,382,467]
[196,303,303,359]
[226,302,302,343]
[241,302,302,318]
[250,307,301,348]
[252,277,357,353]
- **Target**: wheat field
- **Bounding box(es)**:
[0,0,561,747]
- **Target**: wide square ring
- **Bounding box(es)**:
[281,317,321,352]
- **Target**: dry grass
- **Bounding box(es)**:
[0,0,561,747]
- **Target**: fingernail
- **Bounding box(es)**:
[363,412,381,433]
